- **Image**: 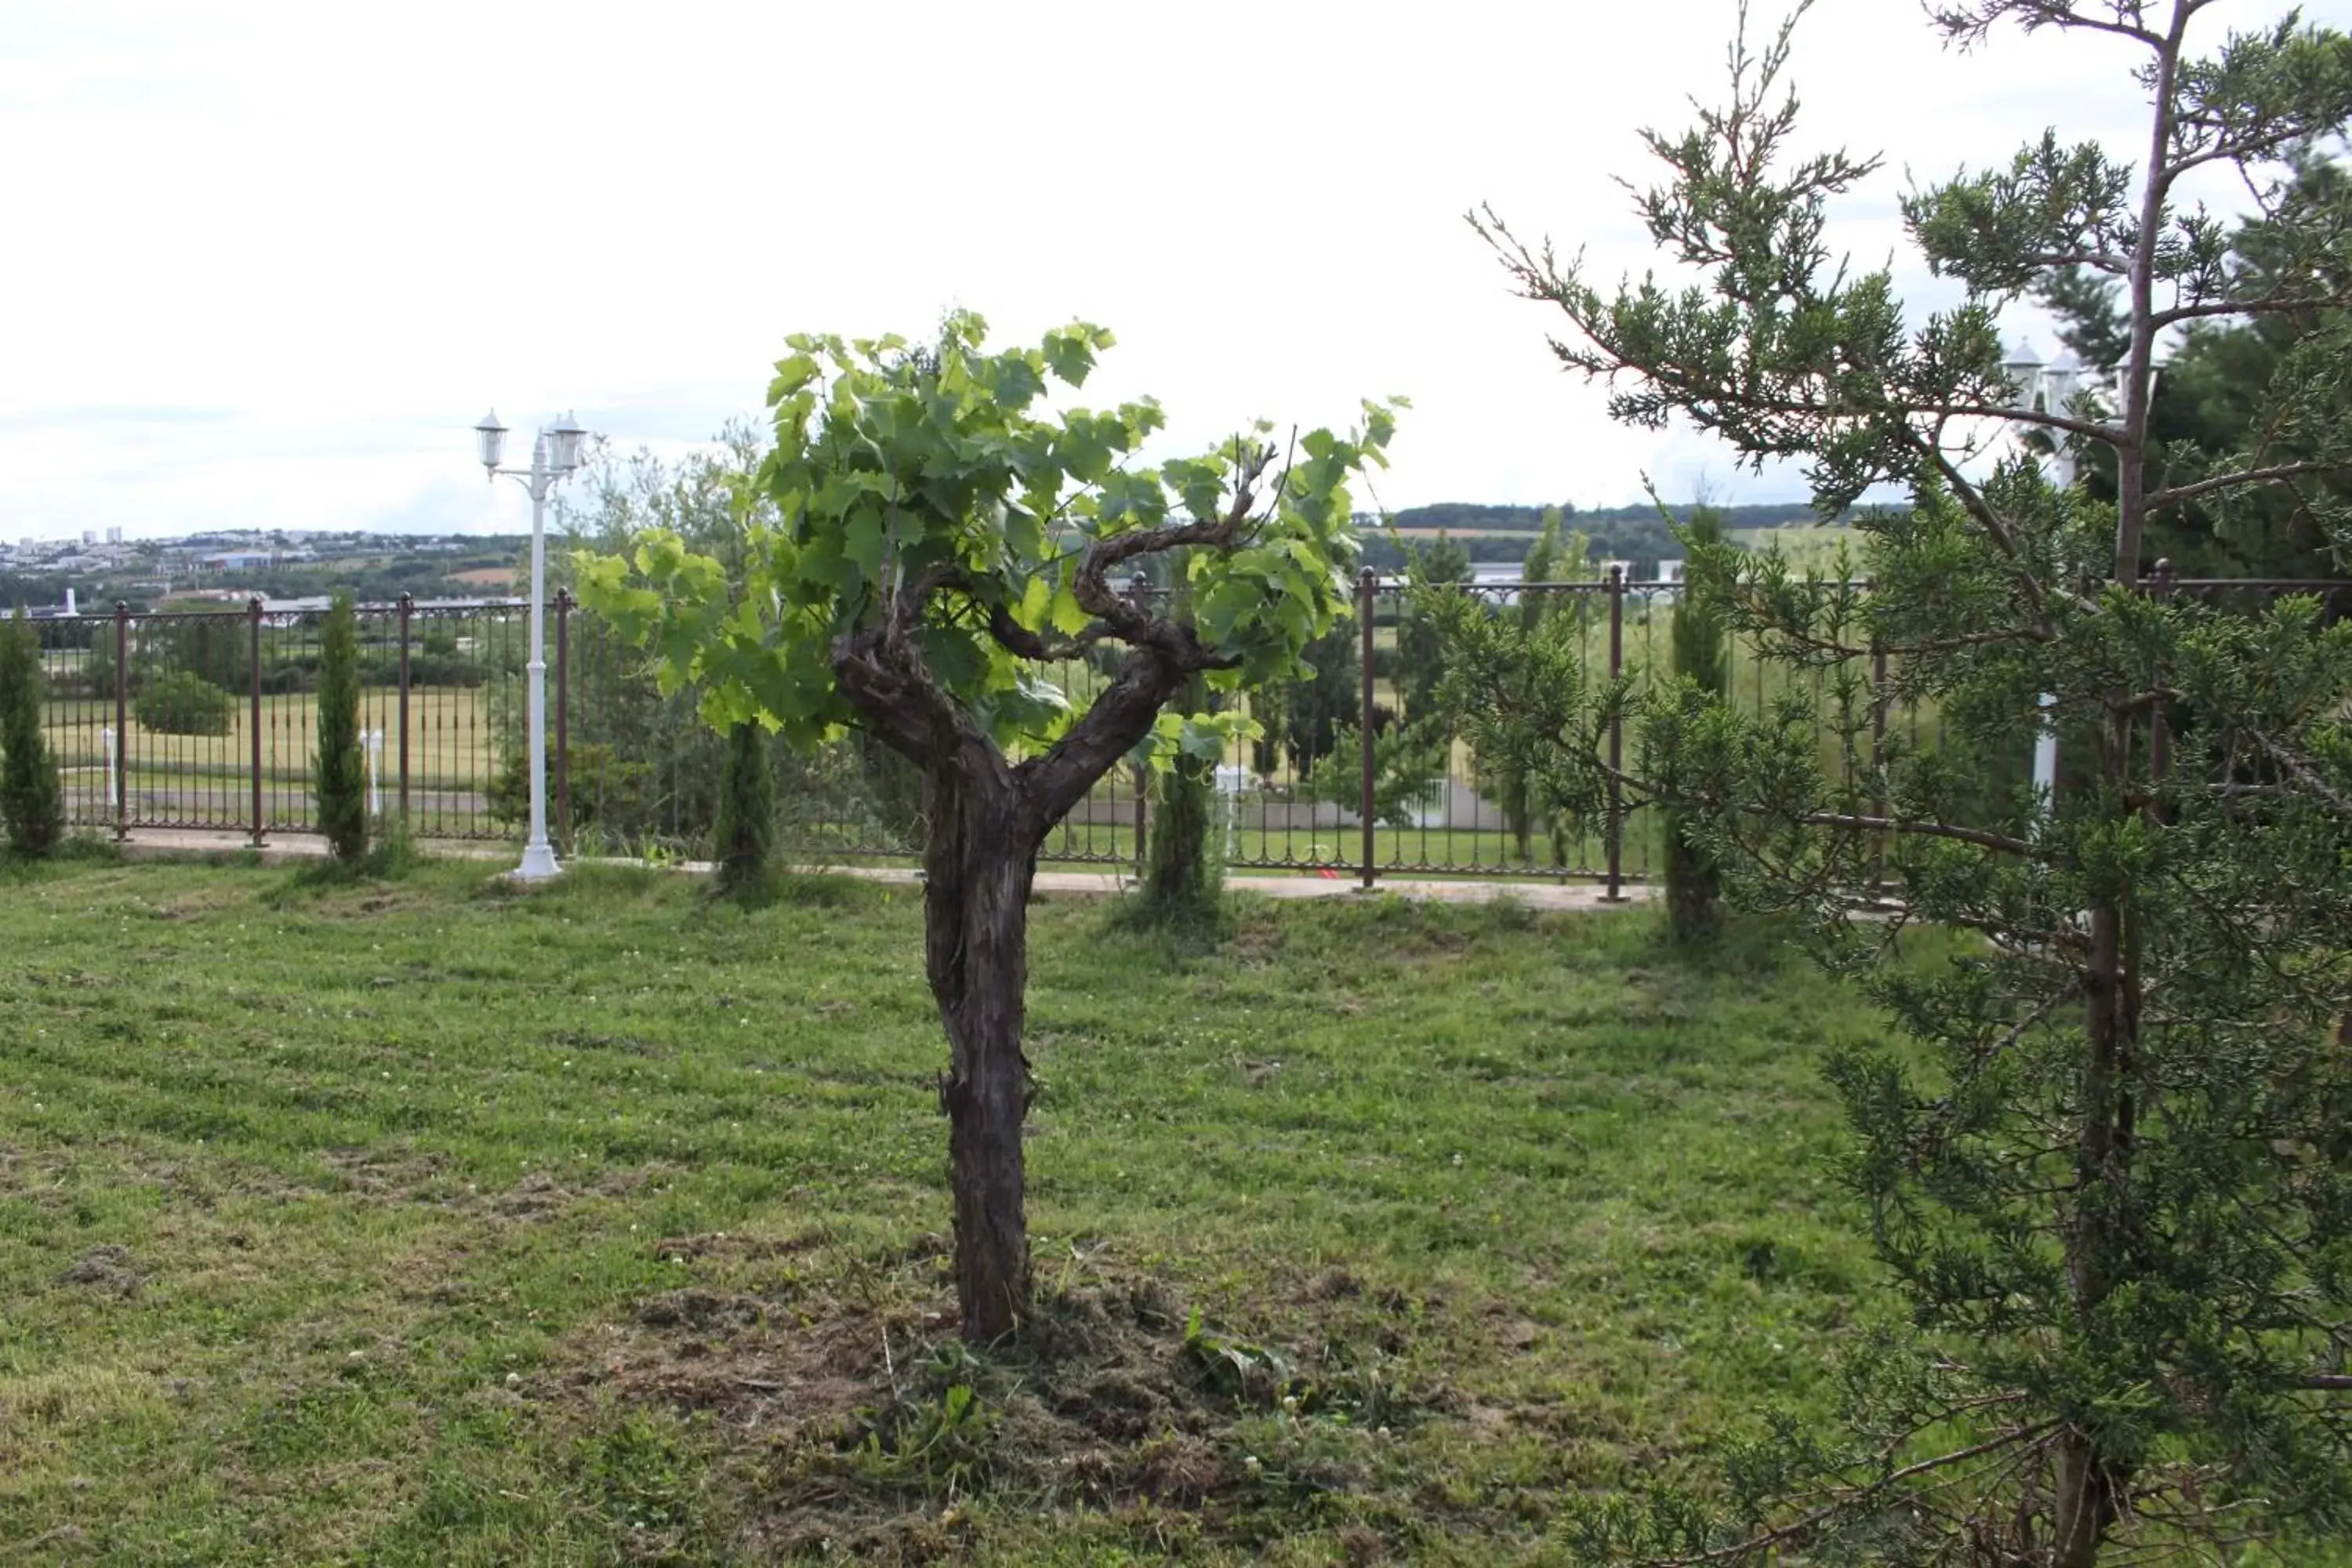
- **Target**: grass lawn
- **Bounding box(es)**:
[0,852,1904,1564]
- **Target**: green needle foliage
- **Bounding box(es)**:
[0,608,65,857]
[1304,717,1446,829]
[1663,508,1730,943]
[710,719,778,898]
[314,593,368,864]
[1455,2,2352,1562]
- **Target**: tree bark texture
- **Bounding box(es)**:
[2054,712,2143,1563]
[922,762,1039,1343]
[837,592,1219,1341]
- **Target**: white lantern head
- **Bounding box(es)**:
[2001,339,2045,410]
[2042,348,2083,410]
[474,409,510,475]
[546,410,589,474]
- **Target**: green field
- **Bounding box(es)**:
[1730,524,1860,574]
[41,688,508,796]
[0,853,1908,1564]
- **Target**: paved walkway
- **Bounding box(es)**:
[106,828,1657,912]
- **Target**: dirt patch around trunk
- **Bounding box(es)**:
[535,1231,1460,1561]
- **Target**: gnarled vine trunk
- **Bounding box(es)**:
[829,484,1269,1346]
[921,761,1041,1342]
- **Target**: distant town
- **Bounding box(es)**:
[0,499,1844,620]
[0,528,532,617]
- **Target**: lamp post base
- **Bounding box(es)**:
[511,842,563,882]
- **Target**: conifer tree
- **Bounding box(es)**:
[314,593,368,864]
[0,610,65,857]
[710,718,777,896]
[1661,507,1729,942]
[1449,4,2352,1558]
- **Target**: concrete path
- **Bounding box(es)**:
[105,828,1657,912]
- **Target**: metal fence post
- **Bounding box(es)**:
[247,597,266,847]
[1604,564,1626,902]
[397,593,412,825]
[114,602,130,840]
[554,588,572,856]
[1358,568,1378,891]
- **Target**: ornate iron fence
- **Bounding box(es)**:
[24,567,2342,884]
[31,597,526,844]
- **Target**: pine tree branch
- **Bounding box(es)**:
[1597,754,2038,857]
[1908,439,2080,635]
[1792,810,2032,855]
[2239,730,2352,822]
[1655,1420,2060,1566]
[2151,294,2350,328]
[2027,249,2136,274]
[2146,461,2350,511]
[1914,402,2127,445]
[1929,2,2165,49]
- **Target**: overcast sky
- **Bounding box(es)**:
[3,0,2342,542]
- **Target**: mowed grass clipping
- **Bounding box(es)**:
[0,855,1898,1565]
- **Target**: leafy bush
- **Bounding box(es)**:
[135,670,236,736]
[1304,720,1446,828]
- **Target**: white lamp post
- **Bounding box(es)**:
[2002,341,2070,817]
[2000,337,2169,828]
[474,407,591,880]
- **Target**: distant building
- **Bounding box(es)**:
[106,527,124,544]
[2,587,80,620]
[198,550,276,572]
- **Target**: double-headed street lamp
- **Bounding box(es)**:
[474,407,591,880]
[2002,339,2089,486]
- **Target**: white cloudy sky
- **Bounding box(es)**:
[2,0,2340,541]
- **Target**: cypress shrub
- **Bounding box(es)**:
[0,611,66,856]
[314,593,369,862]
[710,719,778,896]
[1664,510,1730,942]
[1134,666,1225,934]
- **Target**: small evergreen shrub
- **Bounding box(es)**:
[1664,510,1730,943]
[710,719,778,897]
[314,593,368,863]
[0,612,66,856]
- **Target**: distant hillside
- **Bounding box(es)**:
[1364,500,1840,572]
[1391,501,1827,535]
